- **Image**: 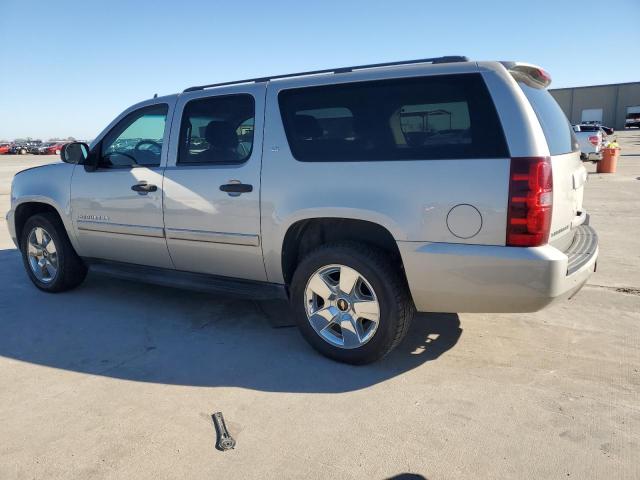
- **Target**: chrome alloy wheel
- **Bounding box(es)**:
[27,226,58,283]
[304,264,380,349]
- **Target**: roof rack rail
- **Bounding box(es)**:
[183,55,469,93]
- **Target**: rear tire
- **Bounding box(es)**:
[290,242,414,364]
[20,213,87,292]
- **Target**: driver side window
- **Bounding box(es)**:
[100,104,168,168]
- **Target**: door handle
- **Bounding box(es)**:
[220,183,253,194]
[131,183,158,193]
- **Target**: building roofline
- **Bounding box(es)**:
[550,81,640,91]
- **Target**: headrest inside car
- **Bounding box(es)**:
[204,121,239,149]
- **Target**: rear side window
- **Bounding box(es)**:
[278,74,508,162]
[519,82,579,155]
[178,94,255,165]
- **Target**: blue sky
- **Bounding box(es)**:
[1,0,638,140]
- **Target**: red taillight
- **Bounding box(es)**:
[506,157,553,247]
[588,135,599,146]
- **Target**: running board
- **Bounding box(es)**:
[86,259,288,301]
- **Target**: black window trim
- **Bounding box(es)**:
[277,73,509,163]
[95,103,170,171]
[176,93,256,167]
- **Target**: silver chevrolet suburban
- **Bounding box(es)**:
[7,56,598,364]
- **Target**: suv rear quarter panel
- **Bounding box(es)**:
[481,62,586,251]
[477,62,549,158]
[261,64,514,284]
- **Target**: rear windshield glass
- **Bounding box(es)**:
[575,124,599,132]
[278,74,508,162]
[519,82,578,155]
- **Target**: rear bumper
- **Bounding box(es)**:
[580,149,601,161]
[398,225,598,313]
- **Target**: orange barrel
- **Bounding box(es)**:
[597,148,618,173]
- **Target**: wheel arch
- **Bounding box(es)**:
[280,217,406,287]
[14,200,67,246]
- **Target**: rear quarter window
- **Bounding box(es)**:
[278,74,508,162]
[519,82,579,155]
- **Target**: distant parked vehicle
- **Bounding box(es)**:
[625,112,640,129]
[576,123,613,137]
[579,121,614,136]
[573,125,602,161]
[9,144,30,155]
[8,142,44,155]
[27,141,43,154]
[0,143,11,154]
[37,142,67,155]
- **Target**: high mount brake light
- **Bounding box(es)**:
[506,157,553,247]
[533,68,551,85]
[504,63,553,88]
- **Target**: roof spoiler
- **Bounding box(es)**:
[501,61,552,88]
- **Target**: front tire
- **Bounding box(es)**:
[290,242,414,364]
[20,213,87,292]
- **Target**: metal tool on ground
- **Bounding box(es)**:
[212,412,236,451]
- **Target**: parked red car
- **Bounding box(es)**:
[37,142,67,155]
[0,143,11,154]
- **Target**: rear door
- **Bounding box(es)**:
[518,80,586,251]
[162,84,267,281]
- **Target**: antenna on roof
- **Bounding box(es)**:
[153,93,158,99]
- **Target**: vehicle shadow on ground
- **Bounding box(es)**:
[0,249,461,393]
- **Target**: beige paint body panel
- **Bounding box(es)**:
[162,83,267,281]
[399,239,597,313]
[70,166,172,268]
[8,163,78,250]
[68,96,177,268]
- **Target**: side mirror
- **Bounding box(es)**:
[60,142,89,164]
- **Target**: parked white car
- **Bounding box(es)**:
[573,124,603,161]
[7,57,599,363]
